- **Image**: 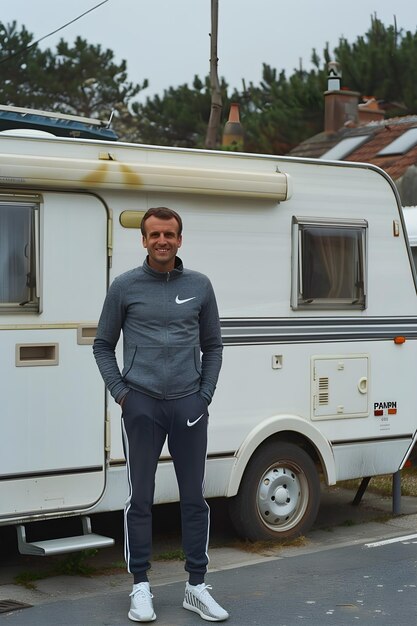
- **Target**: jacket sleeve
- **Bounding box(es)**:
[199,278,223,404]
[93,278,130,403]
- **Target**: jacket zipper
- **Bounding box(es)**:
[163,272,170,396]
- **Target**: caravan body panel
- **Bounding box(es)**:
[0,191,107,519]
[1,131,417,538]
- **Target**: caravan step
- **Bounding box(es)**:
[16,516,115,556]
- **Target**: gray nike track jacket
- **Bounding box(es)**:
[93,257,223,404]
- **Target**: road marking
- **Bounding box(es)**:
[364,533,417,548]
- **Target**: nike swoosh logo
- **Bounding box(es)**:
[187,413,204,427]
[175,295,196,305]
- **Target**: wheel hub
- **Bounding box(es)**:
[274,485,290,505]
[257,465,306,530]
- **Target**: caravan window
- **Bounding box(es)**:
[291,217,367,310]
[411,247,417,271]
[0,200,40,313]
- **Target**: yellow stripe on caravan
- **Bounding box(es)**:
[118,162,142,186]
[82,162,111,185]
[82,162,143,187]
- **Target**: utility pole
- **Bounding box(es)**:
[205,0,222,149]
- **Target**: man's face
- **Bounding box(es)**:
[142,215,182,272]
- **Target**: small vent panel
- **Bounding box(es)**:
[318,377,329,405]
[311,355,369,420]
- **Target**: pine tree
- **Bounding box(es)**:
[0,21,50,109]
[0,21,147,126]
[2,16,417,152]
[130,76,228,148]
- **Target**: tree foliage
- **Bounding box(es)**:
[1,16,417,152]
[325,14,417,116]
[0,21,51,109]
[131,15,417,154]
[130,75,228,148]
[0,21,147,125]
[232,64,326,154]
[44,37,145,119]
[290,14,417,121]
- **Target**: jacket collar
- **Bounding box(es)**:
[142,256,183,280]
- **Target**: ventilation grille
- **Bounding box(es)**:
[318,377,329,405]
[0,600,32,614]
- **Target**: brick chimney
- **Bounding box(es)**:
[324,61,360,133]
[358,97,385,124]
[222,103,244,149]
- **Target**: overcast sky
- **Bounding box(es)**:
[2,0,417,100]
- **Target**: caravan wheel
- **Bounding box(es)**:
[229,441,320,542]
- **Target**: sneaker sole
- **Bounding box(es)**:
[128,609,156,622]
[183,600,228,622]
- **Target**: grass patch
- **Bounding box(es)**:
[108,560,126,570]
[14,570,47,589]
[231,534,307,554]
[53,549,98,576]
[339,519,356,527]
[14,549,102,588]
[371,513,393,524]
[88,562,126,577]
[154,548,185,561]
[400,467,417,496]
[337,467,417,498]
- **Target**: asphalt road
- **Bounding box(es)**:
[1,531,417,625]
[1,487,417,625]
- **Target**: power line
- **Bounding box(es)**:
[0,0,110,65]
[32,0,110,47]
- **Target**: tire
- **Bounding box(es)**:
[229,440,321,542]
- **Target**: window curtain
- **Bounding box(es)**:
[302,227,360,300]
[0,205,31,303]
[318,230,354,298]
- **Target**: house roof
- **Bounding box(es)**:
[290,115,417,181]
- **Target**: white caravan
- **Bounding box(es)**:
[402,206,417,271]
[1,108,417,555]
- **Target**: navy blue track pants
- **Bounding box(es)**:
[121,389,210,584]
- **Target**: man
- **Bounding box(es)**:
[93,207,228,622]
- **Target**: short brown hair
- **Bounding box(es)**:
[141,207,183,236]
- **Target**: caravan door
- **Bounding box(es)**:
[0,192,108,520]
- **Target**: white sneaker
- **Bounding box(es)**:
[183,582,229,621]
[128,582,156,622]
